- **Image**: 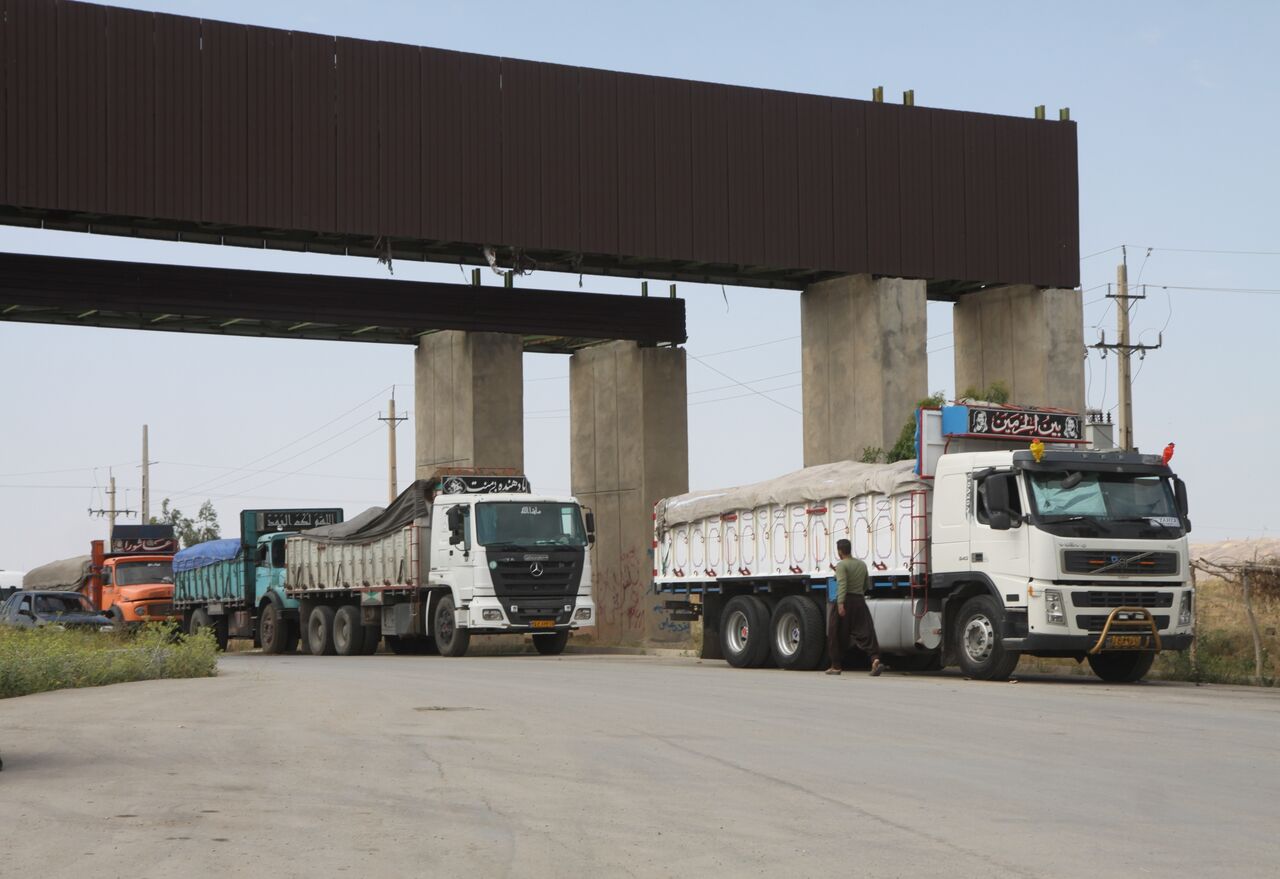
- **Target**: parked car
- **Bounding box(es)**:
[0,590,113,629]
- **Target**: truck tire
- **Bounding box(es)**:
[720,595,771,669]
[432,595,470,658]
[307,606,337,656]
[770,595,826,670]
[1087,651,1155,683]
[532,630,570,656]
[332,605,365,656]
[953,595,1019,681]
[258,601,290,655]
[189,608,211,639]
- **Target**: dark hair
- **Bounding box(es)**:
[836,539,852,556]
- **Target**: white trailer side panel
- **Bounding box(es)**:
[286,525,424,594]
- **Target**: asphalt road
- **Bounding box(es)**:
[2,653,1277,878]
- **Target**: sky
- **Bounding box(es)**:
[2,0,1279,569]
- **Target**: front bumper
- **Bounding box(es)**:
[461,595,596,631]
[1006,633,1193,654]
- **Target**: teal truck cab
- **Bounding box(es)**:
[174,508,342,651]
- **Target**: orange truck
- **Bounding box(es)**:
[22,525,180,627]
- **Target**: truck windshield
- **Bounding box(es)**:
[474,502,587,548]
[1025,472,1183,537]
[114,560,174,586]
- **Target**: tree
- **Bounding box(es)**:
[151,498,221,548]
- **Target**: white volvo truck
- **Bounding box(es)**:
[286,470,597,657]
[656,404,1193,682]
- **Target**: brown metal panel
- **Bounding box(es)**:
[928,109,967,282]
[500,57,543,249]
[57,1,108,213]
[153,10,201,221]
[290,31,335,233]
[864,101,902,277]
[689,80,730,264]
[897,106,933,280]
[578,66,617,255]
[616,72,656,259]
[760,89,799,269]
[378,41,421,240]
[1024,118,1055,287]
[244,24,292,230]
[0,0,7,207]
[538,62,580,253]
[335,36,379,236]
[455,51,502,245]
[105,6,156,219]
[1058,121,1081,287]
[420,47,462,243]
[724,86,763,267]
[795,93,833,271]
[200,19,248,225]
[962,113,999,283]
[993,115,1030,284]
[829,97,867,274]
[652,76,692,262]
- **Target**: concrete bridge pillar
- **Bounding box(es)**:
[801,274,928,465]
[570,341,689,646]
[414,330,524,476]
[952,285,1085,412]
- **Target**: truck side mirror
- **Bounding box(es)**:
[584,510,596,544]
[1174,477,1191,532]
[447,506,464,546]
[983,475,1012,530]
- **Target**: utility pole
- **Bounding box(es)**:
[378,398,408,503]
[89,468,135,534]
[1088,247,1162,451]
[141,424,150,523]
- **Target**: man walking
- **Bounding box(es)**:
[826,538,883,676]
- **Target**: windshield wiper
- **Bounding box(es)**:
[1039,514,1112,533]
[1108,516,1181,534]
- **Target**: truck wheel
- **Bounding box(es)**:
[259,601,289,655]
[953,595,1019,681]
[1087,651,1155,683]
[532,631,569,656]
[720,595,771,668]
[433,595,470,658]
[307,606,336,656]
[189,608,212,639]
[770,595,825,670]
[333,605,365,656]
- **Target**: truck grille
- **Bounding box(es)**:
[1063,550,1179,576]
[487,550,584,627]
[1076,614,1169,632]
[1070,591,1173,609]
[146,602,174,617]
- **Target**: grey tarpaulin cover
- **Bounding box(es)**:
[297,480,433,544]
[656,460,929,529]
[22,556,93,590]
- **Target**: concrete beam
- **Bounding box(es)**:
[571,342,689,646]
[415,331,524,475]
[953,285,1085,412]
[801,274,928,465]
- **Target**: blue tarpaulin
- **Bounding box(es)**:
[173,538,242,573]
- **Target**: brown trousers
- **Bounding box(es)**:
[827,594,880,670]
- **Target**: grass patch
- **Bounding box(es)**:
[0,623,218,699]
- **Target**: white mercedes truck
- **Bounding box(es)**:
[656,403,1193,682]
[286,470,597,657]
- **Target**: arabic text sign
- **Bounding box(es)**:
[967,407,1081,441]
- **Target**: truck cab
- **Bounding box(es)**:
[254,533,293,611]
[98,553,176,626]
[931,447,1194,681]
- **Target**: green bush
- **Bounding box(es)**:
[0,623,218,699]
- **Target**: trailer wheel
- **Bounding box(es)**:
[432,595,470,658]
[259,601,290,655]
[720,595,771,668]
[332,605,365,656]
[189,608,211,639]
[953,595,1019,681]
[307,606,337,656]
[770,596,825,670]
[532,631,570,656]
[1087,651,1155,683]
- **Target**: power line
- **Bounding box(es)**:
[687,354,801,415]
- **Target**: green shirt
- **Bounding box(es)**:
[834,556,868,602]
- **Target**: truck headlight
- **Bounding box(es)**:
[481,609,503,622]
[1045,589,1066,625]
[574,608,592,621]
[1178,591,1193,627]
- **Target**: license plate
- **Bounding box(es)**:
[1106,634,1147,649]
[531,619,556,629]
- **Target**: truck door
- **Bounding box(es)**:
[431,502,474,598]
[968,470,1029,598]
